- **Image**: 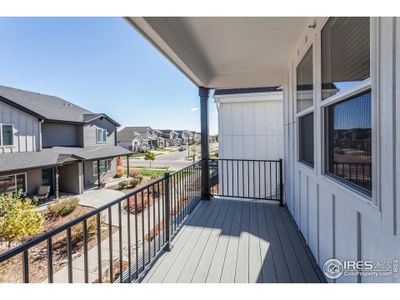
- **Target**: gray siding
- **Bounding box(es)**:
[0,100,40,153]
[59,162,83,194]
[84,158,117,187]
[83,118,116,147]
[42,122,83,148]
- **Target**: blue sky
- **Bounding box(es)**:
[0,17,218,133]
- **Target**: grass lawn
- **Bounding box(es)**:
[127,152,162,159]
[136,168,167,177]
[155,148,177,152]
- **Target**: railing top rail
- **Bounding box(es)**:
[0,160,201,263]
[210,158,282,163]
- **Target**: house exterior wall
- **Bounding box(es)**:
[59,162,83,194]
[42,122,83,148]
[26,168,42,194]
[83,158,117,186]
[283,17,400,283]
[215,92,284,197]
[0,100,40,153]
[83,118,116,147]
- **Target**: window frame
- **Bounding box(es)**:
[319,17,376,204]
[0,123,14,147]
[92,159,112,177]
[0,172,27,195]
[323,89,373,196]
[96,128,107,144]
[295,42,316,170]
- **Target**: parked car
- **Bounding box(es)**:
[178,146,186,151]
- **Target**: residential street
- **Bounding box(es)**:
[123,143,218,171]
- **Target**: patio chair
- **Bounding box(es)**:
[33,185,51,201]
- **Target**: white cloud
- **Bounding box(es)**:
[191,107,199,112]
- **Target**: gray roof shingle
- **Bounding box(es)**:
[118,126,152,142]
[0,85,119,125]
[0,146,131,173]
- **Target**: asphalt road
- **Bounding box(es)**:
[125,150,193,171]
[123,144,218,171]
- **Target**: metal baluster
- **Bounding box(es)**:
[66,228,73,283]
[157,182,161,251]
[152,185,156,257]
[141,190,145,270]
[134,194,139,279]
[108,207,113,283]
[47,238,53,283]
[118,202,123,283]
[127,195,132,283]
[22,250,29,283]
[83,220,89,283]
[147,188,151,263]
[96,213,102,283]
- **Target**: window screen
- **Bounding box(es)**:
[326,91,372,193]
[321,17,370,100]
[299,113,314,167]
[297,47,313,112]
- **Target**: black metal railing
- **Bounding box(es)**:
[210,158,283,205]
[0,160,202,283]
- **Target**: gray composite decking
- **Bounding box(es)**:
[140,197,326,283]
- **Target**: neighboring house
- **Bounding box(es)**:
[159,129,179,147]
[175,130,194,145]
[118,126,159,152]
[0,85,131,197]
[129,17,400,283]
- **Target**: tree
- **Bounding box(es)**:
[0,192,44,247]
[144,151,156,168]
[190,145,197,161]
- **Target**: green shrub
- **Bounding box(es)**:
[118,180,129,189]
[48,197,79,217]
[130,177,141,188]
[137,175,144,183]
[0,192,44,245]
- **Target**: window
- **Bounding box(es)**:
[299,113,314,167]
[96,128,107,143]
[0,124,14,146]
[321,17,370,100]
[297,47,314,112]
[325,91,372,194]
[0,173,26,195]
[297,46,314,168]
[92,159,112,176]
[322,17,372,196]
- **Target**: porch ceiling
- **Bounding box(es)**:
[126,17,311,88]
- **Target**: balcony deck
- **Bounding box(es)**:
[141,197,325,283]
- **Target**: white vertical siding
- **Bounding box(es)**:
[0,101,40,153]
[216,92,284,198]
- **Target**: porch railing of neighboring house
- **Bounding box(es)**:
[209,158,283,206]
[0,161,202,283]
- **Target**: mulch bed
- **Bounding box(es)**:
[0,206,118,283]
